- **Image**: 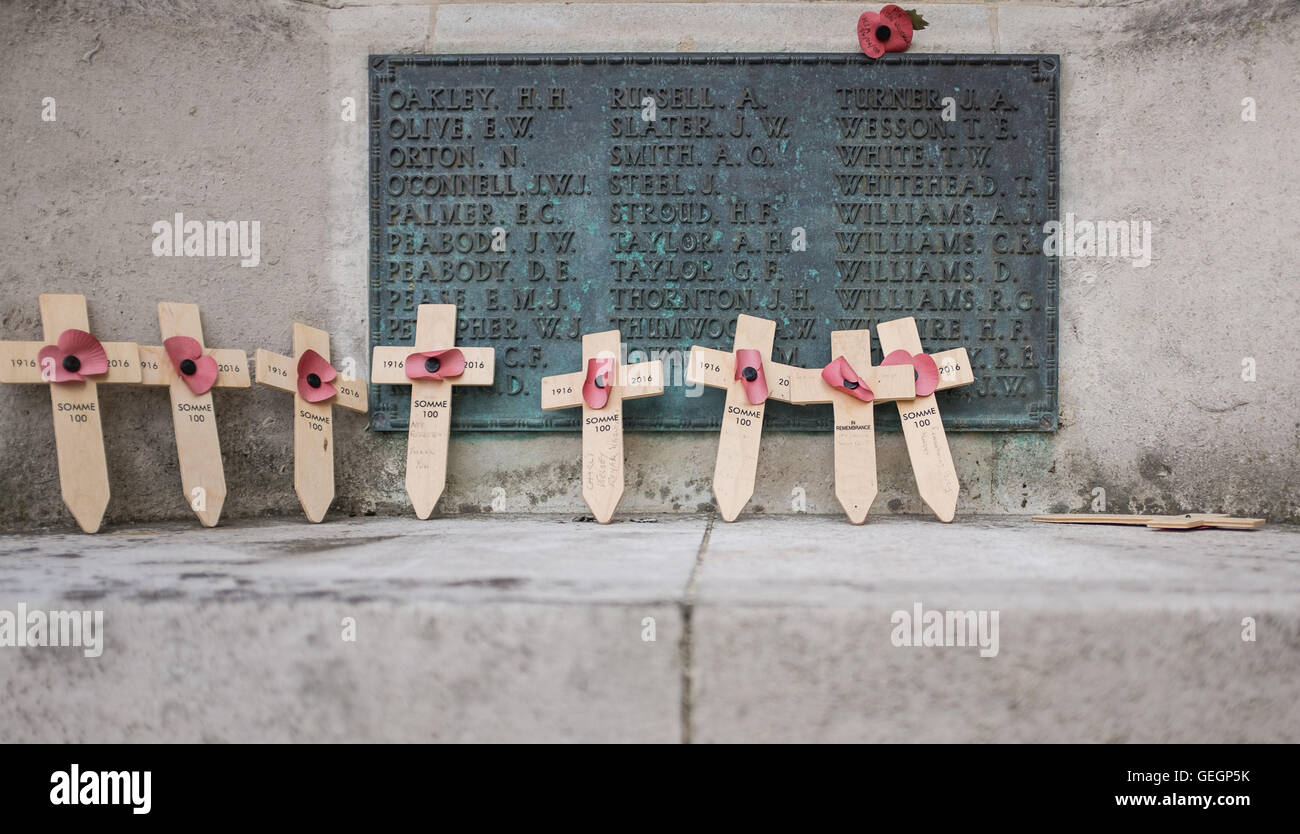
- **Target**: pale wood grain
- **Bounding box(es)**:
[136,345,169,386]
[539,370,585,411]
[828,330,878,525]
[619,359,664,400]
[786,330,919,524]
[210,349,250,387]
[932,347,974,390]
[579,330,625,524]
[686,346,731,391]
[538,330,662,523]
[404,304,457,519]
[0,341,49,383]
[1033,513,1263,530]
[371,304,493,519]
[370,346,411,385]
[255,348,297,393]
[764,360,801,403]
[38,294,110,533]
[457,347,495,387]
[292,323,335,523]
[876,316,972,523]
[100,342,142,383]
[707,314,775,522]
[332,374,369,413]
[156,302,228,527]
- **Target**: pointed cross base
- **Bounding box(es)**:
[540,330,663,523]
[256,323,368,523]
[788,329,916,524]
[875,316,975,523]
[687,314,802,522]
[372,304,495,519]
[138,302,249,527]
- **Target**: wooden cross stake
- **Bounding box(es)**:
[371,304,495,519]
[540,330,663,523]
[874,316,975,522]
[687,314,803,522]
[788,329,916,524]
[1033,513,1265,531]
[136,302,250,527]
[0,293,142,532]
[255,323,368,522]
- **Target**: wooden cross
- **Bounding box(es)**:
[787,329,916,524]
[0,293,142,533]
[874,316,975,522]
[687,314,803,522]
[540,330,663,523]
[1034,513,1265,531]
[255,323,368,522]
[371,304,495,519]
[136,302,250,527]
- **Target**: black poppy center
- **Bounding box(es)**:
[62,355,81,373]
[741,366,758,382]
[179,358,197,376]
[875,24,892,42]
[594,375,606,389]
[424,356,441,374]
[306,373,322,389]
[844,379,859,390]
[914,368,919,382]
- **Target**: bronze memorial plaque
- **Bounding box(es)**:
[369,54,1059,431]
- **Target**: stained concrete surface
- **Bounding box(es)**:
[1,514,1296,742]
[2,0,1298,530]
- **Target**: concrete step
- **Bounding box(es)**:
[1,515,1296,742]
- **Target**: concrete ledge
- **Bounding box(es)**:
[2,515,1296,742]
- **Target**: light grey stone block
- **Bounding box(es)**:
[690,517,1300,742]
[0,516,701,742]
[2,515,1297,742]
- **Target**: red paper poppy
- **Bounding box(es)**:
[857,4,914,59]
[881,349,939,397]
[297,349,339,403]
[583,356,614,409]
[404,348,466,381]
[821,355,875,403]
[734,348,769,405]
[163,335,219,396]
[37,329,108,384]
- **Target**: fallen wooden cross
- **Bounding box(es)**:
[371,303,495,518]
[256,323,368,522]
[0,293,142,532]
[1033,513,1265,530]
[540,330,663,523]
[789,328,916,523]
[687,314,803,522]
[875,316,975,523]
[137,302,250,526]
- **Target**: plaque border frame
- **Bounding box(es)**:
[368,53,1059,432]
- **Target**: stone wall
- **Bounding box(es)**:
[1,0,1297,528]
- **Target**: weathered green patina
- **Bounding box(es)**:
[370,54,1059,431]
